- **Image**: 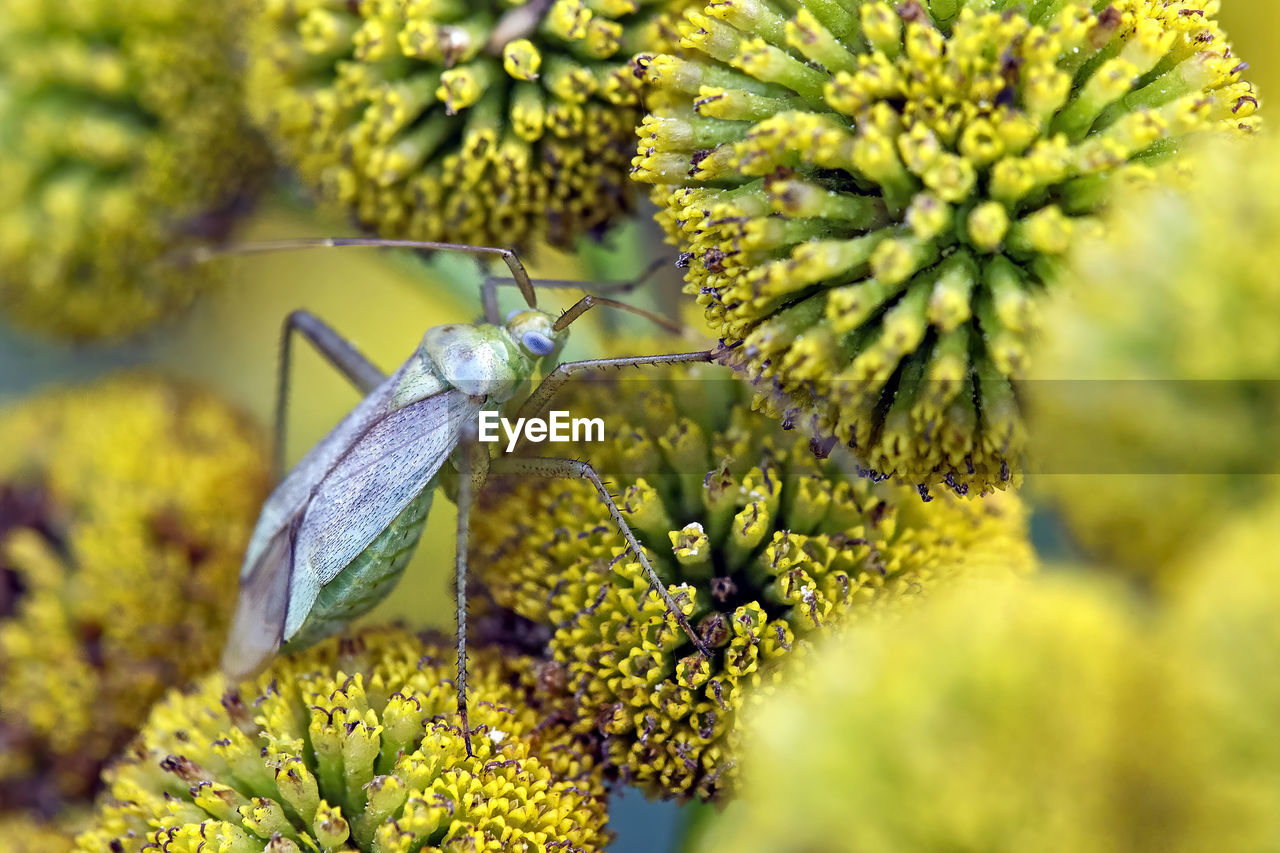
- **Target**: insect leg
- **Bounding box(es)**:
[488,455,712,658]
[453,436,489,757]
[513,350,715,428]
[275,310,386,479]
[553,293,692,338]
[479,257,667,323]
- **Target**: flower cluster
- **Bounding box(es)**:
[632,0,1258,493]
[246,0,690,251]
[0,0,269,339]
[0,815,75,852]
[703,569,1276,853]
[470,365,1032,800]
[0,373,269,813]
[1168,492,1280,831]
[77,629,612,853]
[1031,133,1280,577]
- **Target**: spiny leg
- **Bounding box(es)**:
[514,350,715,430]
[552,293,690,338]
[275,309,386,479]
[453,437,489,757]
[489,455,712,658]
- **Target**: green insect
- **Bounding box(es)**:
[211,238,713,754]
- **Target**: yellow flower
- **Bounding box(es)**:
[633,0,1258,494]
[1166,492,1280,841]
[0,373,269,813]
[471,365,1032,800]
[1032,134,1280,578]
[0,815,75,853]
[0,0,270,339]
[247,0,691,252]
[703,572,1255,853]
[76,629,612,853]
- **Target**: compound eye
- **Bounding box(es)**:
[522,330,556,357]
[505,308,524,322]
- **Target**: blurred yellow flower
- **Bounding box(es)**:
[1032,133,1280,578]
[704,571,1265,853]
[0,0,270,339]
[0,373,269,813]
[1166,492,1280,840]
[0,815,75,853]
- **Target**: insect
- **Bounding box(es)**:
[209,238,713,754]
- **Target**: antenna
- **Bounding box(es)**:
[181,237,538,308]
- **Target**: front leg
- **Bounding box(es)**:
[513,350,715,430]
[489,455,711,658]
[452,433,490,758]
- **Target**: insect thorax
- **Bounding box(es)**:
[392,322,535,409]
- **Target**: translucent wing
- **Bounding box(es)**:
[220,524,293,680]
[222,357,469,679]
[222,367,405,680]
[285,388,481,638]
[238,364,406,583]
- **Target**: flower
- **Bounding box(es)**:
[1031,134,1280,577]
[632,0,1259,494]
[245,0,689,252]
[1165,492,1280,841]
[0,0,270,339]
[0,815,75,853]
[0,373,269,815]
[77,629,612,853]
[701,573,1255,853]
[470,365,1032,800]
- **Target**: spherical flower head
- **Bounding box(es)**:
[0,373,270,814]
[470,365,1032,800]
[702,574,1245,853]
[76,629,612,853]
[0,0,270,340]
[1031,134,1280,576]
[632,0,1259,494]
[246,0,691,252]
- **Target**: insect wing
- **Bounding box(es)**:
[220,525,294,679]
[239,365,405,583]
[285,387,481,638]
[222,364,406,679]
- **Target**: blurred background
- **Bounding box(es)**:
[0,2,1276,848]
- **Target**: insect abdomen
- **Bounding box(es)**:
[281,482,435,653]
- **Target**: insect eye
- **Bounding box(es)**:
[505,308,523,322]
[522,330,556,356]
